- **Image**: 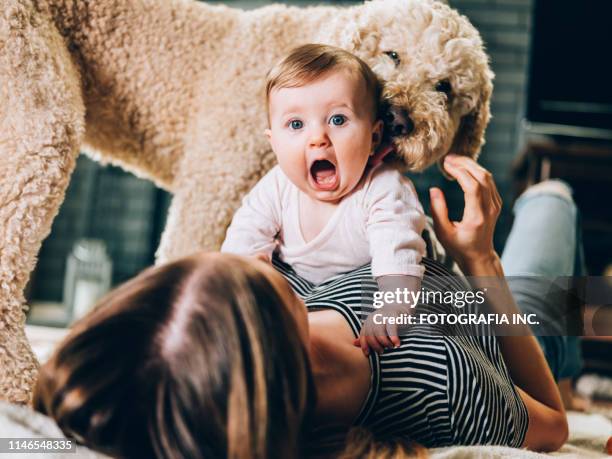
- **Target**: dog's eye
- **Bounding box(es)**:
[435,80,452,95]
[384,51,401,66]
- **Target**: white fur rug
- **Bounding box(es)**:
[430,411,612,458]
[1,402,610,458]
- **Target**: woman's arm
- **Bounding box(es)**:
[429,154,568,452]
[462,254,568,452]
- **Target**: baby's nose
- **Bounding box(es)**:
[308,133,330,148]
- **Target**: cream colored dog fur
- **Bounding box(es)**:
[0,0,492,403]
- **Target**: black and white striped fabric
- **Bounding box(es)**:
[272,250,529,452]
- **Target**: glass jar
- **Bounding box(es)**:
[63,239,112,323]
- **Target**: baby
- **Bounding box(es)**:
[221,44,426,355]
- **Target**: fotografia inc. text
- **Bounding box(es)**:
[372,312,540,326]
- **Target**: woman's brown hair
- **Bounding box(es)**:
[34,253,315,459]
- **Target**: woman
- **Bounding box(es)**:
[34,155,579,457]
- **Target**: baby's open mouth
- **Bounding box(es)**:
[310,159,338,191]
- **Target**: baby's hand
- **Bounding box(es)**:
[353,303,409,356]
[353,275,421,356]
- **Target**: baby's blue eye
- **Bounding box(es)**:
[289,120,303,130]
[330,115,346,126]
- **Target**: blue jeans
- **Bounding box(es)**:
[501,180,585,380]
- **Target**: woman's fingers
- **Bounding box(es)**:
[446,154,501,214]
[443,160,488,221]
[446,154,490,185]
[491,178,503,211]
[429,187,453,240]
[431,155,501,270]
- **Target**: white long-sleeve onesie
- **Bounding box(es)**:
[221,164,426,285]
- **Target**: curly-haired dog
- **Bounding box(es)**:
[0,0,492,403]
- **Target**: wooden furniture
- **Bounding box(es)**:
[513,139,612,275]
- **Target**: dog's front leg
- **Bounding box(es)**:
[156,112,275,263]
[0,3,85,404]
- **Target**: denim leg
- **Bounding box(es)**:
[501,180,584,380]
[501,180,577,277]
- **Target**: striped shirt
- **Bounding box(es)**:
[272,238,528,453]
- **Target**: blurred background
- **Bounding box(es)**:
[26,0,612,385]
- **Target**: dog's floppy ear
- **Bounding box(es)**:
[449,79,493,162]
[437,78,493,178]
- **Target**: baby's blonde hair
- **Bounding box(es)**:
[265,43,383,122]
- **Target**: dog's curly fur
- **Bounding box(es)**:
[0,0,492,403]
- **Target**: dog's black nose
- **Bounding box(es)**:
[389,108,414,136]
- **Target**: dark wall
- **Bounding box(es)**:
[31,0,533,301]
[31,157,163,301]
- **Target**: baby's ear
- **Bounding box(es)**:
[371,120,384,150]
[264,128,272,140]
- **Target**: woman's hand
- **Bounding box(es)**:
[432,156,570,450]
[429,154,503,274]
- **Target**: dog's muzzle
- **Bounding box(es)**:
[385,106,415,137]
